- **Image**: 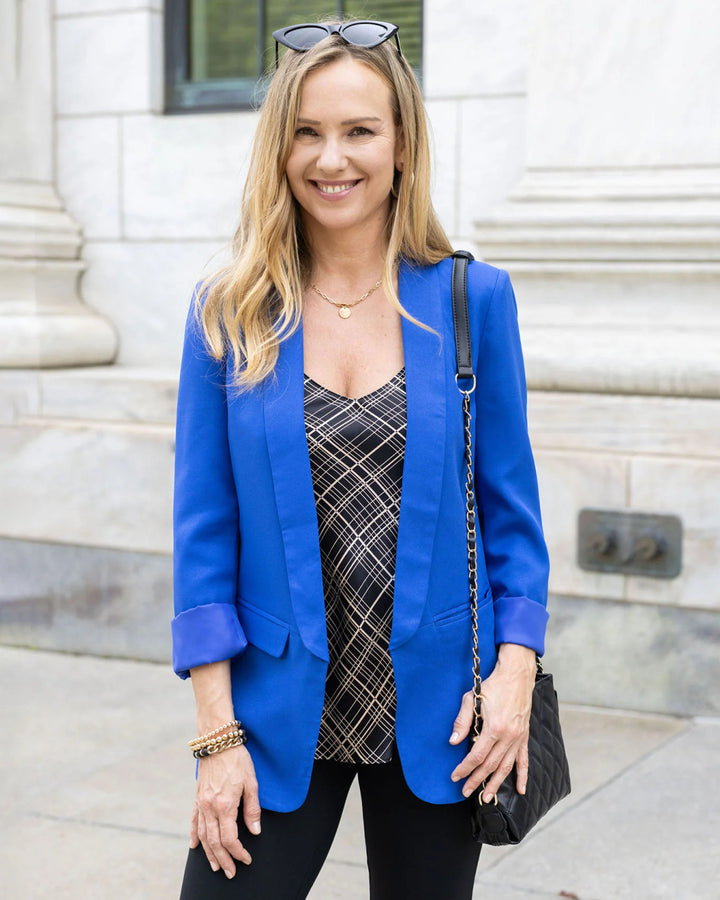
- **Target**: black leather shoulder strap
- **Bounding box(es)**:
[451,250,475,381]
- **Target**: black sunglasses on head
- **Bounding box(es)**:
[272,20,402,69]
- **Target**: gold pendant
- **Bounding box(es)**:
[338,306,351,319]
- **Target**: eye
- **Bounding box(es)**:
[349,126,373,136]
[295,126,318,137]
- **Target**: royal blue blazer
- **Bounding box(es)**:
[172,257,549,812]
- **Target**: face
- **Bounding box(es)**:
[285,56,405,240]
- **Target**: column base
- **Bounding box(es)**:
[0,312,118,367]
[474,167,720,399]
[0,183,118,367]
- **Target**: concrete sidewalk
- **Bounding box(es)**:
[1,645,717,899]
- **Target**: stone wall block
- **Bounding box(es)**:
[56,11,160,115]
[527,0,720,168]
[424,0,528,98]
[80,240,231,366]
[122,113,255,239]
[459,98,526,243]
[0,538,171,662]
[544,594,720,717]
[628,458,720,610]
[534,449,627,601]
[0,420,173,553]
[57,117,121,239]
[55,0,162,14]
[425,99,458,237]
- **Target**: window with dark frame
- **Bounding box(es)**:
[165,1,423,113]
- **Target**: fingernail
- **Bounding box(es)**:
[483,791,494,803]
[462,787,471,798]
[251,821,261,835]
[243,856,252,866]
[224,869,234,880]
[450,732,459,743]
[210,863,219,873]
[451,774,459,782]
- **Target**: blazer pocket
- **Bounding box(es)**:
[432,588,492,630]
[236,597,290,658]
[433,601,471,629]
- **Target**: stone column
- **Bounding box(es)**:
[475,0,720,397]
[474,1,720,716]
[0,0,117,367]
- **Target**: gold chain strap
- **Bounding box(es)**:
[457,374,483,742]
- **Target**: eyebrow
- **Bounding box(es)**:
[297,116,383,125]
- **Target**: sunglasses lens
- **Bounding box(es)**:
[341,22,390,46]
[280,25,330,50]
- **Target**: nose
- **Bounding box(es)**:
[317,136,347,173]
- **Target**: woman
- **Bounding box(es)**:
[173,19,549,899]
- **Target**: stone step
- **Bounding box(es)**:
[0,365,178,427]
[39,365,179,425]
[0,414,173,554]
[0,368,176,553]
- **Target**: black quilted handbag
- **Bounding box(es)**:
[450,251,571,846]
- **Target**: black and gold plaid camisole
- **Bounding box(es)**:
[304,367,407,764]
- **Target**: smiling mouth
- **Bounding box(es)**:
[313,181,360,194]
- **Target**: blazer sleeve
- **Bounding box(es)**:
[472,266,550,655]
[171,288,248,679]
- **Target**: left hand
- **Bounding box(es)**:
[449,643,536,801]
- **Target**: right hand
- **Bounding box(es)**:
[191,743,261,878]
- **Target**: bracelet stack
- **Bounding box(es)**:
[189,719,248,759]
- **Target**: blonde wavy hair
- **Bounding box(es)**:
[197,24,454,389]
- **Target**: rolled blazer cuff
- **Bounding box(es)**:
[172,602,248,679]
[494,595,549,657]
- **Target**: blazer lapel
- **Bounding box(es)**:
[263,259,448,660]
[263,323,329,661]
[390,260,448,649]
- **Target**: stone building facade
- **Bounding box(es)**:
[1,0,718,714]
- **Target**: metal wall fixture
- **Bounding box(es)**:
[577,509,682,578]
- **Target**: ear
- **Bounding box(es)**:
[394,125,406,171]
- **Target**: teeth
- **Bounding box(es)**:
[317,182,356,194]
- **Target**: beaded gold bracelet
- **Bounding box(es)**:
[188,719,242,749]
[193,728,243,750]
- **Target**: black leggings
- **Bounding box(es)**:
[179,750,481,899]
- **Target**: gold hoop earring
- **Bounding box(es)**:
[392,168,414,198]
[391,170,401,199]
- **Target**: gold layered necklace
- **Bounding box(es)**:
[311,279,383,319]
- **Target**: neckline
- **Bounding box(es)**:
[304,367,405,402]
